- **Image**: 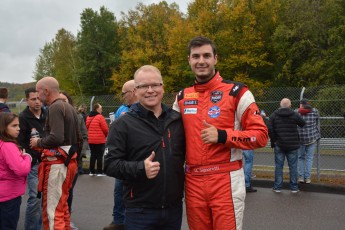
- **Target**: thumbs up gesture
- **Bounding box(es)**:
[144,151,160,179]
[201,120,218,144]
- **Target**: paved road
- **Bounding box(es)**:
[18,175,345,230]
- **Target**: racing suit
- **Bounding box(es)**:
[36,99,80,230]
[173,71,268,230]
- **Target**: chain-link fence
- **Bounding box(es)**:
[10,85,345,185]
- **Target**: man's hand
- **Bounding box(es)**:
[144,151,160,179]
[201,120,218,144]
[30,137,39,148]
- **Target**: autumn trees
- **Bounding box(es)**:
[34,0,345,96]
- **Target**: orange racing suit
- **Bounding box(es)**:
[174,71,268,230]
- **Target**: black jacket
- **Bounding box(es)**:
[104,103,185,209]
[17,106,47,165]
[0,102,10,112]
[268,107,305,151]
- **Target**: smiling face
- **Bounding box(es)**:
[188,44,217,83]
[134,67,164,114]
[6,117,20,138]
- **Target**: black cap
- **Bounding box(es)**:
[300,98,309,105]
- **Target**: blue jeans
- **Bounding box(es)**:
[273,146,298,191]
[243,150,254,188]
[298,142,316,180]
[25,163,42,230]
[112,179,125,224]
[125,204,183,230]
[0,196,21,230]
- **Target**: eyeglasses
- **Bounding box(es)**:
[121,91,132,97]
[135,83,163,90]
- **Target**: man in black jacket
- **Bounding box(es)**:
[17,87,47,230]
[104,65,186,230]
[268,98,305,193]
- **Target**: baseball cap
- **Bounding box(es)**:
[300,98,309,105]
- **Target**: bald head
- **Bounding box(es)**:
[121,80,137,105]
[122,80,135,92]
[36,76,60,105]
[280,98,291,108]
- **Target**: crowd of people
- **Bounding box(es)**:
[0,36,322,230]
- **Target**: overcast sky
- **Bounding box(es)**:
[0,0,189,84]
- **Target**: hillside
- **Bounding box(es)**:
[0,81,36,101]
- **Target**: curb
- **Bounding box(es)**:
[252,178,345,195]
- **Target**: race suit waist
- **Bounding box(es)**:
[185,160,242,175]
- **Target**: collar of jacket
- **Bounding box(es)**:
[193,70,223,92]
[129,102,169,119]
[22,106,46,120]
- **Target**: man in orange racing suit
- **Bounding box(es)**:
[31,76,80,230]
[173,36,268,230]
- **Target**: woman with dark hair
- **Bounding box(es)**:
[0,112,31,229]
[86,103,108,176]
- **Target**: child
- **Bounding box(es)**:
[0,112,32,229]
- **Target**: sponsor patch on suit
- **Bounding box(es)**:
[184,100,198,105]
[210,90,223,103]
[184,108,197,114]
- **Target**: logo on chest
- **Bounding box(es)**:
[208,106,220,118]
[184,100,198,106]
[210,90,223,103]
[184,108,197,114]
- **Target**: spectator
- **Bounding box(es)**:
[104,65,186,230]
[173,36,268,230]
[60,91,87,230]
[243,150,257,193]
[268,98,305,193]
[17,87,46,230]
[296,98,321,184]
[30,76,80,230]
[103,80,137,230]
[0,87,11,112]
[78,104,88,123]
[86,103,108,176]
[0,112,31,229]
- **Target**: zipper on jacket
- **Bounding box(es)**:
[161,129,169,208]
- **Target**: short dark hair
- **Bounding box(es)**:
[188,36,217,56]
[24,87,37,99]
[0,87,8,99]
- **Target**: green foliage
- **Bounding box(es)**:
[32,0,345,93]
[77,6,119,95]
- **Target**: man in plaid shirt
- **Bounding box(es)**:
[296,98,321,184]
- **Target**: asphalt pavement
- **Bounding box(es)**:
[18,175,345,230]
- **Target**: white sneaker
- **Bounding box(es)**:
[305,179,311,184]
[298,177,305,183]
[70,222,79,230]
[291,189,300,193]
[273,189,281,193]
[97,174,106,177]
[89,173,94,176]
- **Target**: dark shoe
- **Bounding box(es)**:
[246,187,257,193]
[103,223,124,230]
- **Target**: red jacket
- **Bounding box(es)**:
[175,71,268,166]
[86,113,109,144]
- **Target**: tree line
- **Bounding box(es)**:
[33,0,345,96]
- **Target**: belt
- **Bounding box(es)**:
[185,160,242,175]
